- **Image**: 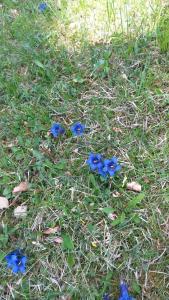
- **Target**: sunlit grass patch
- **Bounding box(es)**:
[0,0,169,299]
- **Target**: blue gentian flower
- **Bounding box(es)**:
[98,163,108,178]
[104,157,121,176]
[50,123,65,138]
[5,249,27,274]
[118,281,135,300]
[38,2,47,12]
[103,293,111,300]
[70,122,85,136]
[87,153,103,171]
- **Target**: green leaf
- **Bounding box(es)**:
[34,60,45,69]
[87,224,95,233]
[132,281,141,294]
[89,174,100,191]
[132,214,141,224]
[0,251,4,262]
[127,193,145,210]
[67,254,75,267]
[94,59,105,69]
[62,234,74,250]
[112,212,126,226]
[102,207,114,214]
[73,76,85,83]
[55,160,66,170]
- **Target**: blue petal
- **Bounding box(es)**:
[98,165,108,177]
[103,159,111,168]
[115,165,121,172]
[108,169,115,176]
[19,264,26,273]
[21,256,27,264]
[111,156,118,164]
[103,294,111,300]
[118,282,134,300]
[38,3,47,12]
[5,253,17,264]
[12,264,19,274]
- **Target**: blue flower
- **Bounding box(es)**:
[98,163,108,178]
[50,123,65,138]
[118,281,135,300]
[70,122,85,136]
[104,157,121,176]
[103,293,111,300]
[87,153,103,171]
[5,249,27,274]
[38,2,47,12]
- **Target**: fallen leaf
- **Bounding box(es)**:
[112,191,121,197]
[43,226,61,235]
[143,176,150,183]
[54,237,63,244]
[10,9,19,18]
[0,197,9,209]
[13,181,28,193]
[127,181,141,192]
[108,213,117,220]
[121,73,128,80]
[59,296,71,300]
[19,66,28,76]
[73,148,79,153]
[14,205,27,218]
[2,138,18,148]
[112,127,123,133]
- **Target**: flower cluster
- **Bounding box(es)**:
[71,122,85,136]
[50,123,65,138]
[38,2,47,12]
[5,249,27,274]
[87,153,121,178]
[50,122,86,138]
[103,281,135,300]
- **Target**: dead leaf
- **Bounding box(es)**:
[112,191,121,197]
[19,66,28,76]
[127,181,141,192]
[14,205,27,218]
[112,127,123,133]
[54,237,63,244]
[13,181,28,193]
[10,9,19,18]
[143,176,150,184]
[108,213,117,220]
[0,197,9,209]
[121,73,128,80]
[73,148,79,153]
[2,138,18,148]
[43,226,61,235]
[59,296,71,300]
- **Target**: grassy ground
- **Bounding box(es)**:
[0,0,169,299]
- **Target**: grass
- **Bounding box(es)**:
[0,0,169,299]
